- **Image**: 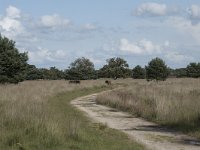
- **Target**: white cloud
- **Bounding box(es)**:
[87,56,102,64]
[164,40,170,47]
[166,16,200,42]
[135,2,179,17]
[0,17,24,32]
[29,47,68,63]
[40,14,70,28]
[188,5,200,19]
[0,5,25,38]
[120,38,143,54]
[119,38,161,54]
[83,23,97,30]
[135,3,167,16]
[6,5,21,19]
[165,52,194,63]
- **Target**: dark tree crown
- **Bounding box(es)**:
[145,57,169,81]
[0,34,28,84]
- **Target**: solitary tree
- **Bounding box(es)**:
[132,65,145,79]
[145,57,169,81]
[186,62,200,78]
[0,34,28,84]
[98,57,130,79]
[65,57,96,80]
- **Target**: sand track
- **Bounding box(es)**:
[71,91,200,150]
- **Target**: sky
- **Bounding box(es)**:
[0,0,200,69]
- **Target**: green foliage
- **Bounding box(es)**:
[40,67,65,80]
[48,67,65,79]
[26,66,65,80]
[98,57,131,79]
[132,65,145,79]
[0,34,28,84]
[167,67,175,78]
[174,68,187,78]
[186,62,200,78]
[145,57,169,81]
[65,57,96,80]
[26,65,43,80]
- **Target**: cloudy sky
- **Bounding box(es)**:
[0,0,200,69]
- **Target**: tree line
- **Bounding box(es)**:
[0,34,200,84]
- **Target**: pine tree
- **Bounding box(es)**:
[132,65,145,79]
[0,34,28,84]
[145,57,169,81]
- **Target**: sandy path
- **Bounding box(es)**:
[71,92,200,150]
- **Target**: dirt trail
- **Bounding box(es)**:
[71,92,200,150]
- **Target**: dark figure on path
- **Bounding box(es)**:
[69,80,81,84]
[105,80,111,85]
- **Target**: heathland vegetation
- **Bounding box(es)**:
[0,80,145,150]
[0,33,200,149]
[96,78,200,138]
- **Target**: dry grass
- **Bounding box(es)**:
[0,80,105,149]
[0,79,144,150]
[96,78,200,137]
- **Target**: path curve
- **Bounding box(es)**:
[71,91,200,150]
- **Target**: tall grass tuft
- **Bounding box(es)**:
[67,116,80,140]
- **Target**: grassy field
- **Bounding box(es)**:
[96,78,200,138]
[0,80,144,150]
